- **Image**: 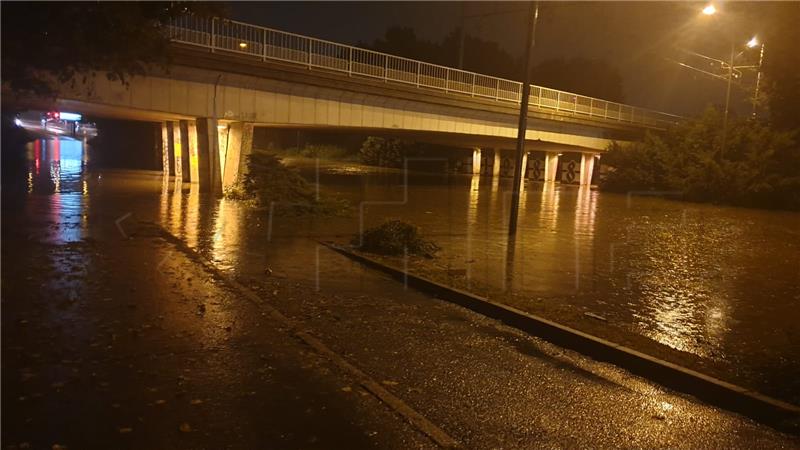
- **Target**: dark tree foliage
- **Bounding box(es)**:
[532,58,625,103]
[359,136,412,168]
[1,2,225,96]
[366,27,625,101]
[368,27,443,65]
[440,28,520,80]
[602,107,800,210]
[366,27,519,81]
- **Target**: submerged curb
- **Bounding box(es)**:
[323,242,800,434]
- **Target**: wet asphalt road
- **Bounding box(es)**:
[2,218,432,449]
[2,177,800,448]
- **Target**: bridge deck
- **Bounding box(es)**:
[168,16,681,131]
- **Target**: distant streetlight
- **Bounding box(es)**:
[702,4,717,15]
[238,42,248,49]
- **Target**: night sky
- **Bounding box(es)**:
[230,1,796,117]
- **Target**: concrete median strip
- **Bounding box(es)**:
[322,242,800,434]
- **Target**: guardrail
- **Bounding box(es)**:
[168,16,682,128]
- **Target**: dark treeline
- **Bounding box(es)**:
[601,108,800,210]
[364,27,625,102]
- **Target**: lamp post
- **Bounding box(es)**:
[748,37,766,118]
[508,1,539,236]
[698,4,764,155]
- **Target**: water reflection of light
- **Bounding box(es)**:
[646,301,698,353]
[34,139,41,175]
[466,174,481,284]
[211,198,243,271]
[160,171,171,226]
[31,137,89,242]
[631,214,738,357]
[169,178,184,238]
[538,181,560,230]
[184,184,200,248]
[574,186,597,238]
[704,304,729,338]
[49,139,61,193]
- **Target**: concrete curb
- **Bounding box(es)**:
[323,242,800,434]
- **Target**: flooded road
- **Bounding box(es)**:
[5,138,800,404]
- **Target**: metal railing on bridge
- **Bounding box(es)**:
[168,16,682,129]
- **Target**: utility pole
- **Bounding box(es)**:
[752,42,765,118]
[721,40,734,159]
[508,1,539,236]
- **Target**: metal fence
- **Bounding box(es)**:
[168,16,681,128]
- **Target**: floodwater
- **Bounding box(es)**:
[6,137,800,403]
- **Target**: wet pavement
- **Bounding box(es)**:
[3,138,800,448]
[2,200,432,449]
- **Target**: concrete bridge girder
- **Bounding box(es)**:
[10,57,633,191]
[47,65,624,152]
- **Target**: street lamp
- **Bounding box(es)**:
[702,4,717,15]
[695,4,765,155]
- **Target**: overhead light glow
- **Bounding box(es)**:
[702,4,716,15]
[746,37,759,48]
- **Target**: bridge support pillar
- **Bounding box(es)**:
[492,149,502,177]
[170,121,185,182]
[178,120,193,183]
[472,148,482,175]
[218,122,254,192]
[196,118,223,196]
[517,151,529,190]
[544,152,560,183]
[161,122,175,177]
[580,153,597,186]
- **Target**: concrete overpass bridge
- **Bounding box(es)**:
[9,15,681,194]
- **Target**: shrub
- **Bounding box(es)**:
[224,149,348,215]
[352,220,440,258]
[359,137,406,167]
